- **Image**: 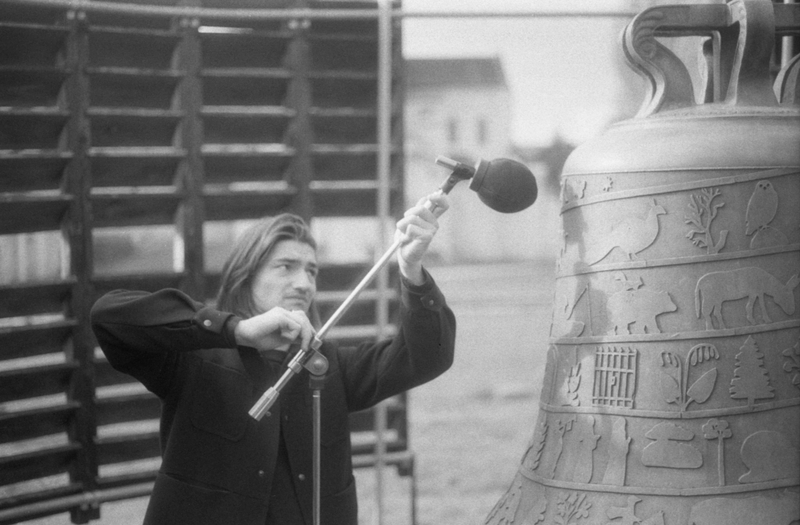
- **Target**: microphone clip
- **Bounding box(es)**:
[434,156,476,195]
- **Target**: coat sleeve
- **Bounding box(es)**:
[336,268,456,412]
[90,289,240,397]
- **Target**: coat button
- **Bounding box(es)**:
[203,319,212,327]
[298,474,306,481]
[258,470,265,477]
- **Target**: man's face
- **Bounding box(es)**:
[251,239,318,314]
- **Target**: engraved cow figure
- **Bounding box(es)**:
[695,267,799,330]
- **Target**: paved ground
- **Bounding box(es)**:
[31,260,555,525]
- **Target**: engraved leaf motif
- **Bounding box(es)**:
[689,343,719,366]
[659,373,681,405]
[687,368,718,406]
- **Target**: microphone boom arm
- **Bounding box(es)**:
[248,157,473,420]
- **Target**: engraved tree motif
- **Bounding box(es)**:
[659,344,719,412]
[781,338,800,390]
[730,336,775,406]
[554,492,591,525]
[702,418,732,486]
[685,187,728,254]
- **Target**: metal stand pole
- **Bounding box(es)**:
[307,356,329,525]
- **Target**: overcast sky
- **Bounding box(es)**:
[400,0,640,147]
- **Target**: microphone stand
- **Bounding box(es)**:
[248,157,474,524]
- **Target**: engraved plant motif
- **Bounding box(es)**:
[702,418,732,486]
[554,492,591,525]
[565,361,581,407]
[659,343,720,412]
[781,338,800,390]
[685,187,728,254]
[523,420,548,471]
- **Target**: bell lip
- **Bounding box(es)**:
[562,106,800,177]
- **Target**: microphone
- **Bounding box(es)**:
[435,156,537,213]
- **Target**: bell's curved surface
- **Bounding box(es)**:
[486,1,800,524]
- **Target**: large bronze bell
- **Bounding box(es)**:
[486,1,800,524]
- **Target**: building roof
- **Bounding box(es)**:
[405,57,507,89]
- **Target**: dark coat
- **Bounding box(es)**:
[90,273,455,525]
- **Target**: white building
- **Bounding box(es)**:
[404,56,560,264]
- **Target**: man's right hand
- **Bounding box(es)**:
[234,308,315,352]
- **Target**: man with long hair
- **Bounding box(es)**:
[90,192,455,525]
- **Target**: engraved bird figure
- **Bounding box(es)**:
[745,180,778,236]
[587,199,666,265]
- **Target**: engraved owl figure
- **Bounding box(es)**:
[745,180,778,236]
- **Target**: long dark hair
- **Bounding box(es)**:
[216,214,319,323]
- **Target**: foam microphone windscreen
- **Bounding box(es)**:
[469,158,538,213]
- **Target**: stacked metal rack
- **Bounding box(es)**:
[0,1,409,523]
